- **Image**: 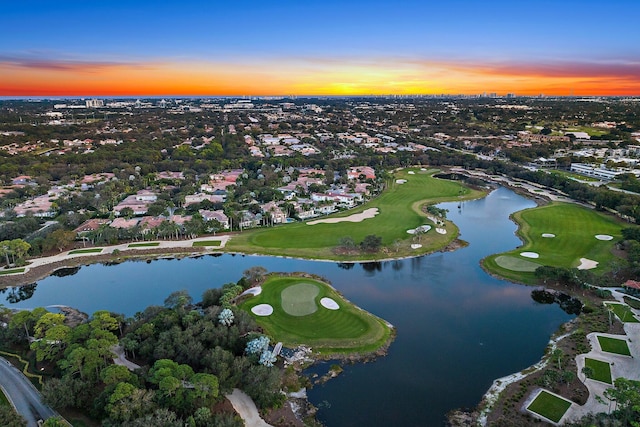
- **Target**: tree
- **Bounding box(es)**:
[0,405,26,427]
[164,290,193,310]
[218,308,234,326]
[603,378,640,425]
[243,266,267,285]
[42,417,66,427]
[30,312,71,361]
[43,229,76,252]
[190,373,219,404]
[360,234,382,252]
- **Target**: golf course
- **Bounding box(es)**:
[226,168,485,260]
[238,275,394,355]
[483,202,625,284]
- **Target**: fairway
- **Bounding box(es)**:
[226,168,484,260]
[239,275,393,354]
[484,202,625,283]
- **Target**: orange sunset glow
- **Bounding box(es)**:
[2,58,640,97]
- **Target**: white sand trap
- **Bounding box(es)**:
[411,244,422,249]
[542,233,555,238]
[520,252,540,259]
[240,286,262,297]
[320,297,339,310]
[406,229,416,234]
[251,304,273,316]
[407,225,431,234]
[420,168,426,171]
[408,171,415,174]
[595,234,613,241]
[436,228,447,234]
[577,258,599,270]
[307,208,379,225]
[396,179,407,184]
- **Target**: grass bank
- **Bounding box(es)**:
[483,202,624,284]
[238,275,393,355]
[226,168,484,261]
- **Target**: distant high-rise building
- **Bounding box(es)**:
[85,98,104,108]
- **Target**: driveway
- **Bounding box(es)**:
[0,356,58,426]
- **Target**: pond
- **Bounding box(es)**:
[1,187,574,426]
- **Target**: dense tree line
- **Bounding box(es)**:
[0,275,288,426]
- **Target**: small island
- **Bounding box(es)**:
[238,273,394,357]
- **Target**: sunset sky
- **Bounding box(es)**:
[2,0,639,97]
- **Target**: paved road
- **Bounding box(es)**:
[0,356,57,427]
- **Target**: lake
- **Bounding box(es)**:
[1,187,574,426]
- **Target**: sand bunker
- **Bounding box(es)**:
[408,171,415,175]
[420,168,426,171]
[542,233,555,238]
[307,208,379,225]
[577,258,599,270]
[411,244,422,249]
[436,228,447,234]
[240,286,262,297]
[520,252,540,259]
[407,225,431,234]
[251,304,273,316]
[595,234,613,241]
[320,297,339,310]
[396,179,407,184]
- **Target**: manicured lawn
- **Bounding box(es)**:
[548,170,600,182]
[0,268,25,275]
[597,336,632,356]
[227,169,484,260]
[584,357,612,384]
[192,240,221,247]
[239,275,393,354]
[483,202,624,284]
[527,390,572,423]
[68,248,103,255]
[605,302,639,323]
[128,242,160,248]
[623,296,640,310]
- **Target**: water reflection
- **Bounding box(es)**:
[0,187,575,427]
[0,283,37,303]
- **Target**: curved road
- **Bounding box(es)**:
[0,356,58,426]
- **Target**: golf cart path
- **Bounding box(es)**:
[226,388,272,427]
[562,289,640,423]
[2,236,231,277]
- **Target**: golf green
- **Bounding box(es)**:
[239,275,393,354]
[484,202,625,283]
[281,282,320,316]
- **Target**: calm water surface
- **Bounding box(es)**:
[2,187,574,426]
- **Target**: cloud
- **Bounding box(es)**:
[0,54,153,73]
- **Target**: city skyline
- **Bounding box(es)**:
[2,0,640,97]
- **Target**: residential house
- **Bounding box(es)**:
[73,218,109,235]
[199,209,230,229]
[110,218,140,229]
[260,201,287,224]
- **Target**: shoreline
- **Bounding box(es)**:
[0,235,469,289]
